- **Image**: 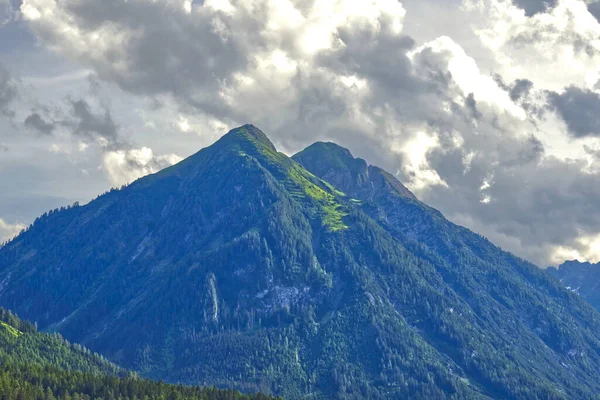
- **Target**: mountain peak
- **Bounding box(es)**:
[292,141,368,187]
[549,259,600,312]
[294,142,367,173]
[300,141,359,167]
[218,124,277,153]
[293,141,416,201]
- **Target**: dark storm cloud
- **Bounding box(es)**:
[67,99,121,147]
[507,79,544,118]
[465,93,482,120]
[510,79,534,102]
[24,112,55,135]
[22,96,123,147]
[547,86,600,138]
[493,75,542,118]
[424,132,600,264]
[55,0,251,109]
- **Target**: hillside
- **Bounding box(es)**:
[549,260,600,310]
[0,307,124,376]
[0,309,276,399]
[1,125,600,398]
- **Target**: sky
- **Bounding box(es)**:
[1,0,600,267]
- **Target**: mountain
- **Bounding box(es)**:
[0,308,276,399]
[2,125,600,398]
[549,260,600,310]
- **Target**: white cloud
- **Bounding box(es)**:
[103,147,183,186]
[551,232,600,264]
[464,0,600,91]
[176,115,192,134]
[19,0,408,131]
[410,36,526,119]
[0,218,25,244]
[393,130,448,192]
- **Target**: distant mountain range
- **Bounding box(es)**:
[2,125,600,399]
[549,260,600,310]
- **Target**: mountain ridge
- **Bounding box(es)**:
[549,260,600,310]
[293,141,417,203]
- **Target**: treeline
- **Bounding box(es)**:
[0,308,124,377]
[0,364,278,400]
[0,308,37,334]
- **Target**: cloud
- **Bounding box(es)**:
[20,88,183,186]
[19,0,412,127]
[24,112,55,134]
[0,0,18,26]
[547,86,600,137]
[465,0,600,91]
[584,143,600,158]
[509,78,534,102]
[65,97,183,183]
[21,96,122,144]
[426,143,600,265]
[66,98,121,147]
[103,147,182,186]
[64,98,183,184]
[0,62,17,117]
[551,232,600,264]
[0,218,25,244]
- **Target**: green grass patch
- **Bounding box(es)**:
[1,321,22,338]
[237,127,286,163]
[287,166,348,232]
[234,127,349,232]
[322,203,348,232]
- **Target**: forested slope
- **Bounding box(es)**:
[0,309,276,400]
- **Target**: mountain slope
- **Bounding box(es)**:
[549,260,600,310]
[2,125,600,398]
[0,307,123,376]
[295,141,600,397]
[0,308,276,399]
